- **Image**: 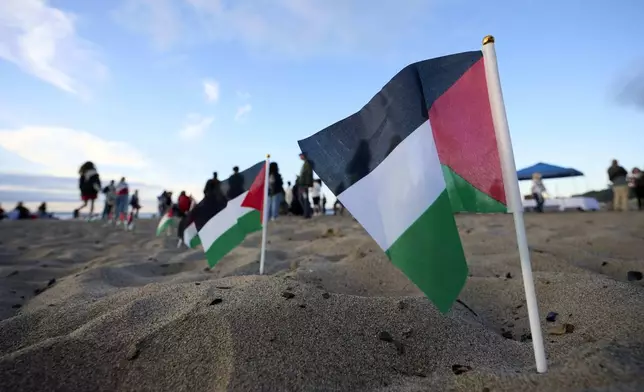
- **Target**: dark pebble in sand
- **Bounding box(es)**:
[627,271,643,281]
[378,331,393,342]
[501,331,513,339]
[281,291,295,299]
[601,261,608,266]
[394,341,405,355]
[203,267,211,272]
[47,278,56,287]
[402,328,413,338]
[195,282,200,286]
[397,301,407,310]
[520,333,532,342]
[506,272,512,279]
[216,286,232,290]
[126,347,140,360]
[209,298,223,306]
[451,364,472,375]
[11,304,22,309]
[321,292,330,299]
[298,304,306,308]
[546,312,558,322]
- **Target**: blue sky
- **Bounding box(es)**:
[1,0,643,212]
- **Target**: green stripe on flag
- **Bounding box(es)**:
[441,165,507,213]
[385,190,468,313]
[204,210,262,268]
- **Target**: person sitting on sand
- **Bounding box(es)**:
[74,161,102,220]
[8,202,32,220]
[129,190,141,218]
[37,202,54,219]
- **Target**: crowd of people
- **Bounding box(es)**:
[608,159,644,211]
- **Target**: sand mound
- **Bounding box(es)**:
[1,213,644,391]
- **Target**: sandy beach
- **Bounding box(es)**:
[1,213,643,391]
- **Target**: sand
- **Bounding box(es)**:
[1,213,643,392]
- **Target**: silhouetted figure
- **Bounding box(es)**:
[608,159,629,211]
[204,172,221,197]
[227,166,245,200]
[297,154,314,218]
[630,167,644,210]
[268,162,284,220]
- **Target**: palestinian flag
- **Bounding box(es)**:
[178,161,266,268]
[298,51,507,313]
[156,210,176,236]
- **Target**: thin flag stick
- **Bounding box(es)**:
[259,154,271,275]
[482,35,547,373]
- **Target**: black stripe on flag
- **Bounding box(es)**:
[297,51,482,196]
[180,161,265,235]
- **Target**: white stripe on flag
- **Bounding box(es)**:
[337,120,446,250]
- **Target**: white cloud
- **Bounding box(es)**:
[178,113,214,140]
[0,0,107,97]
[203,79,220,102]
[113,0,431,56]
[0,126,149,176]
[234,104,252,122]
[112,0,181,50]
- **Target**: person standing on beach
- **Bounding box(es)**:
[204,172,220,197]
[129,190,141,218]
[629,167,644,210]
[227,166,244,200]
[114,177,130,225]
[311,179,322,216]
[608,159,629,211]
[297,153,313,219]
[285,181,293,209]
[268,162,284,221]
[531,173,547,213]
[101,180,116,221]
[75,161,102,220]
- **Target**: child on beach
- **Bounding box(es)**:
[75,162,102,220]
[102,181,116,221]
[311,179,322,216]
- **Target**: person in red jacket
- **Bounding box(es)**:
[176,191,191,217]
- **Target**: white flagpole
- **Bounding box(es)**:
[259,154,271,275]
[482,35,547,373]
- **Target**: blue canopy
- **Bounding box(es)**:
[516,162,584,181]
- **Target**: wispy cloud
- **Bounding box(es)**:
[234,104,252,122]
[0,0,107,97]
[112,0,182,50]
[178,113,214,140]
[203,79,220,102]
[113,0,431,57]
[615,59,644,112]
[0,126,149,176]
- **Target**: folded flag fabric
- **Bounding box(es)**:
[156,211,175,236]
[298,51,507,313]
[178,161,266,267]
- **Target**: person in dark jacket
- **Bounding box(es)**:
[297,153,313,218]
[268,162,284,220]
[289,177,303,216]
[75,161,102,219]
[630,167,644,210]
[227,166,244,200]
[204,172,220,197]
[608,159,629,211]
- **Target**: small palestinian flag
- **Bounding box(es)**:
[298,51,507,313]
[178,161,266,267]
[156,210,176,236]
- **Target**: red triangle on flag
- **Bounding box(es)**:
[240,162,267,223]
